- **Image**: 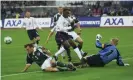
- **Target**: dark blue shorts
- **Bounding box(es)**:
[27,29,39,40]
[86,54,105,67]
[55,32,72,46]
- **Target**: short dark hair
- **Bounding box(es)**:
[63,7,70,12]
[24,43,34,48]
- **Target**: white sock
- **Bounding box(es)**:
[61,51,66,57]
[34,43,38,47]
[55,47,65,57]
[80,49,84,55]
[74,47,82,59]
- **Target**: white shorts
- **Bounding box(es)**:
[67,31,79,40]
[41,57,52,70]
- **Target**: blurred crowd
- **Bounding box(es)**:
[70,1,133,17]
[1,1,133,19]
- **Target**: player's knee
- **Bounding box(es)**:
[36,37,40,41]
[76,38,83,44]
[79,40,83,44]
[63,45,70,50]
[63,41,70,48]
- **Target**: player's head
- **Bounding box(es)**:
[25,11,31,18]
[63,8,70,18]
[110,38,119,46]
[24,43,34,54]
[58,7,63,14]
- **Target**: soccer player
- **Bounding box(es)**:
[22,11,41,47]
[21,43,76,72]
[46,8,83,62]
[73,34,129,67]
[45,7,71,62]
[46,7,68,59]
[60,10,87,57]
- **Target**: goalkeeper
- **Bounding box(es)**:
[74,34,129,67]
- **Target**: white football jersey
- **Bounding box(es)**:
[51,15,72,32]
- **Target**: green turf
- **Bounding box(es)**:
[1,28,133,80]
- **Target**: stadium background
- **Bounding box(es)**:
[1,1,133,80]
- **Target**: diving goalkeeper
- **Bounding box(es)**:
[74,34,129,67]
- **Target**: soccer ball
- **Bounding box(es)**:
[4,36,12,44]
[96,34,102,40]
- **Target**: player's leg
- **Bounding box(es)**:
[75,37,87,57]
[75,37,83,50]
[68,31,87,57]
[54,37,66,60]
[84,54,105,67]
[34,30,40,45]
[67,39,83,60]
[54,32,72,62]
[55,46,65,57]
[57,44,66,59]
[42,57,76,72]
[27,30,35,43]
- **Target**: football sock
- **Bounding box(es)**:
[55,47,65,57]
[64,46,71,62]
[78,44,82,50]
[56,61,68,67]
[80,49,84,55]
[36,40,39,44]
[74,47,82,60]
[57,67,69,71]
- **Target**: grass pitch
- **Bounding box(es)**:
[1,28,133,80]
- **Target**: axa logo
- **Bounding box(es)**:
[6,20,22,26]
[104,18,124,25]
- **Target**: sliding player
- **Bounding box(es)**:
[22,43,76,72]
[73,34,129,67]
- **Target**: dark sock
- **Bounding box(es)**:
[73,62,82,66]
[78,44,82,50]
[57,67,69,71]
[36,40,39,44]
[56,62,68,67]
[64,46,71,62]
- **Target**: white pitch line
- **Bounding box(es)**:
[1,71,42,78]
[1,57,133,78]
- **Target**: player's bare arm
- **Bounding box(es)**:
[45,31,54,44]
[21,64,32,72]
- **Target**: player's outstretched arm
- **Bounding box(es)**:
[95,40,105,49]
[95,34,104,49]
[116,50,129,66]
[45,31,54,44]
[21,64,32,72]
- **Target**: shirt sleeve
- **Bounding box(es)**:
[74,17,79,23]
[116,49,124,66]
[95,40,105,49]
[26,55,33,64]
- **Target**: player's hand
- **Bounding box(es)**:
[96,34,102,40]
[124,63,130,66]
